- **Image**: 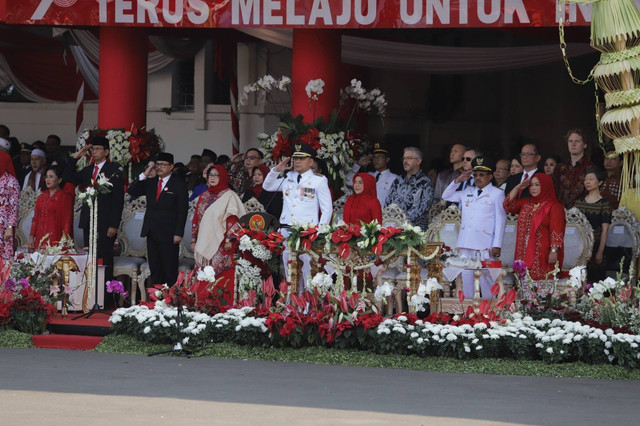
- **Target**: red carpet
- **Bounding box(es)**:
[33,312,115,350]
[47,312,113,328]
[32,334,104,350]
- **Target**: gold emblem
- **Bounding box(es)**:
[295,144,302,151]
[374,142,381,149]
[285,190,290,196]
[249,214,266,231]
[477,158,484,165]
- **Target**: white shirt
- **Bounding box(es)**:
[520,168,538,182]
[22,170,42,190]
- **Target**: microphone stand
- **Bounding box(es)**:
[148,288,192,357]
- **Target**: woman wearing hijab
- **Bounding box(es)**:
[503,173,566,280]
[0,152,19,260]
[343,173,382,225]
[30,165,74,249]
[242,164,283,219]
[191,165,246,302]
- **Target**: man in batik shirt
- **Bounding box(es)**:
[385,146,434,230]
[601,150,622,210]
[227,148,263,198]
[553,128,592,209]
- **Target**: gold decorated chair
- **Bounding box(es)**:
[16,187,38,248]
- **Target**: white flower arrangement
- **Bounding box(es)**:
[305,79,325,100]
[374,281,395,302]
[239,75,291,106]
[104,129,132,166]
[424,278,443,294]
[196,265,216,283]
[341,79,387,117]
[568,265,586,289]
[309,272,334,293]
[238,234,272,262]
[588,277,621,301]
[315,131,355,190]
[236,258,263,298]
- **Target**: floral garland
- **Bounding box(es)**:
[287,220,429,260]
[76,127,165,169]
[236,229,284,300]
[245,75,386,192]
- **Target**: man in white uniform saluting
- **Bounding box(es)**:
[263,143,333,289]
[442,156,506,299]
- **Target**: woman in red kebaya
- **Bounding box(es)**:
[503,173,566,280]
[30,165,74,249]
[343,173,382,225]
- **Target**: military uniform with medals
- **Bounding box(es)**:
[442,157,507,298]
[263,143,333,289]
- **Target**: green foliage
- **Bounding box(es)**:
[92,336,640,380]
[0,329,35,348]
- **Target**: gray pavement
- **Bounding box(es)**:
[0,348,639,425]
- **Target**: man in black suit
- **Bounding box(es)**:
[128,152,188,286]
[64,136,125,289]
[504,144,541,198]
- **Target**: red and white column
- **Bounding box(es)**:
[291,29,341,123]
[98,27,148,129]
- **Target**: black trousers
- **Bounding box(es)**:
[147,237,180,286]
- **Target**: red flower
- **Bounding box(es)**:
[298,127,321,150]
[338,243,351,259]
[490,283,500,296]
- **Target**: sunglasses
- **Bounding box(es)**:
[463,157,473,162]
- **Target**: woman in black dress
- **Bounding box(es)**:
[573,167,611,282]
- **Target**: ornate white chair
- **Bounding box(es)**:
[16,187,38,248]
[382,203,409,228]
[243,197,266,213]
[427,200,448,225]
[426,204,461,249]
[562,207,594,270]
[605,207,640,282]
[178,198,198,273]
[113,197,147,305]
[72,191,84,250]
[379,203,411,282]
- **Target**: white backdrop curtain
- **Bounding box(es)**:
[238,28,596,73]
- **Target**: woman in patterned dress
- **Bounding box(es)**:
[0,152,19,260]
[503,173,566,280]
[574,167,611,282]
[191,165,246,302]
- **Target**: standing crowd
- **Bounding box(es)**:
[0,124,625,304]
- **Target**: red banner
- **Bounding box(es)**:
[1,0,596,28]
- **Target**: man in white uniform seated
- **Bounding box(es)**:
[263,143,333,290]
[442,156,507,298]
